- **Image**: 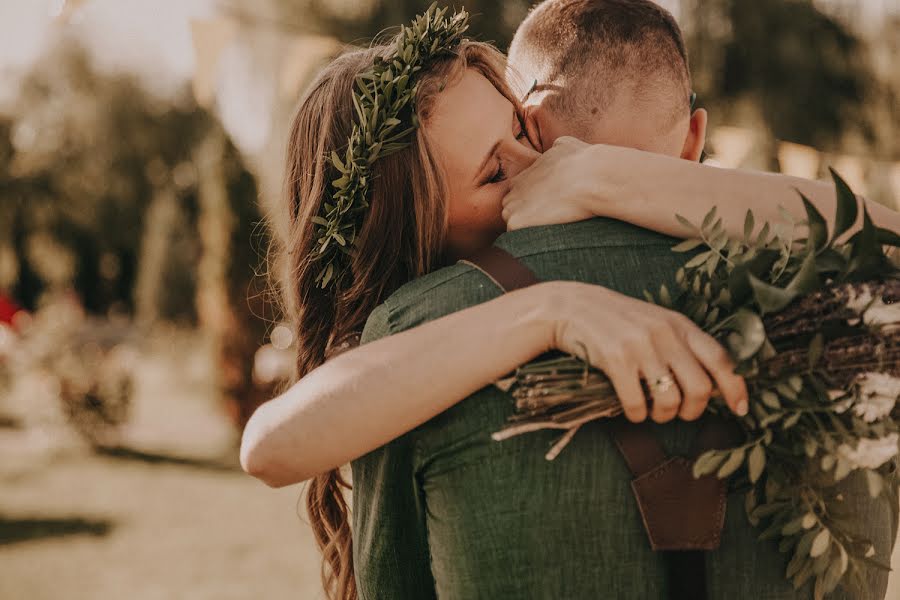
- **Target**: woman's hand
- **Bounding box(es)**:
[502,137,601,231]
[535,280,749,423]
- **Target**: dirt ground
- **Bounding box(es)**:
[1,330,324,600]
[1,330,898,600]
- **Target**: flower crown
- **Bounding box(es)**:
[312,3,470,289]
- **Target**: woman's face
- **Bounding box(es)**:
[425,69,540,260]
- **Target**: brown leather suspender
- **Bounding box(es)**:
[462,245,739,600]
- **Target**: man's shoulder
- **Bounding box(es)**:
[361,262,499,342]
[362,218,682,342]
[496,218,678,258]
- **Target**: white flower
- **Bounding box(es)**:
[852,373,900,423]
[837,433,899,470]
[846,286,900,326]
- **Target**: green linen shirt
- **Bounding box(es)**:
[351,218,898,600]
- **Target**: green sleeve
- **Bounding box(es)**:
[352,300,437,599]
[360,302,391,344]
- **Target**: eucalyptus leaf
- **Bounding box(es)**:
[718,447,746,478]
[702,206,718,230]
[810,529,831,557]
[830,168,859,242]
[748,444,766,483]
[799,192,828,252]
[749,274,798,315]
[743,210,755,242]
[685,251,712,269]
[876,226,900,247]
[785,251,821,296]
[692,450,726,478]
[865,470,884,498]
[723,309,766,361]
[672,238,704,252]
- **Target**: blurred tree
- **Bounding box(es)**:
[1,40,274,427]
[1,41,262,323]
[682,0,875,167]
[229,0,531,51]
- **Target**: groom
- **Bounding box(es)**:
[352,1,897,598]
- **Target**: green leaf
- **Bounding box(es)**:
[692,450,726,478]
[723,309,767,361]
[685,251,712,269]
[786,546,808,578]
[717,447,746,478]
[761,390,781,410]
[866,470,884,498]
[321,262,334,287]
[782,515,807,536]
[749,274,798,314]
[804,438,818,458]
[782,413,801,429]
[330,151,347,173]
[799,192,827,252]
[802,513,817,530]
[745,489,759,525]
[658,284,672,308]
[776,203,797,224]
[848,205,879,265]
[727,249,780,304]
[821,551,845,594]
[706,252,721,276]
[672,238,704,252]
[785,250,821,296]
[702,206,718,230]
[676,213,699,233]
[808,333,824,370]
[810,529,830,557]
[776,382,798,401]
[797,527,819,556]
[756,222,772,246]
[876,226,900,247]
[792,561,815,589]
[743,210,755,242]
[748,444,766,483]
[829,167,859,242]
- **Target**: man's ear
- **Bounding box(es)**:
[680,108,708,162]
[523,105,544,153]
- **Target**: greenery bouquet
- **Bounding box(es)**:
[493,171,899,598]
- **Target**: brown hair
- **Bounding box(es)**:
[271,38,516,600]
[509,0,692,127]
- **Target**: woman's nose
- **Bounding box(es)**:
[504,143,540,179]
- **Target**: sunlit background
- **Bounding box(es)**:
[1,1,898,598]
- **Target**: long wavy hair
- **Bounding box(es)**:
[269,37,519,600]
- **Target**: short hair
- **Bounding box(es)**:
[509,0,692,128]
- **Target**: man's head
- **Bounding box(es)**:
[508,0,707,160]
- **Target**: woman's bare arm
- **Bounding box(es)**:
[502,137,900,238]
[240,280,748,488]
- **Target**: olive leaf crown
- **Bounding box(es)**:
[311,3,469,289]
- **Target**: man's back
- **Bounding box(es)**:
[352,219,895,600]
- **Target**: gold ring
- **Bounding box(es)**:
[648,373,676,394]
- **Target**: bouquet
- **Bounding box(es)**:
[493,171,900,599]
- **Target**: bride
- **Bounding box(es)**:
[240,8,899,599]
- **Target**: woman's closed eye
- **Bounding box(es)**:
[485,161,507,185]
[479,114,528,187]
